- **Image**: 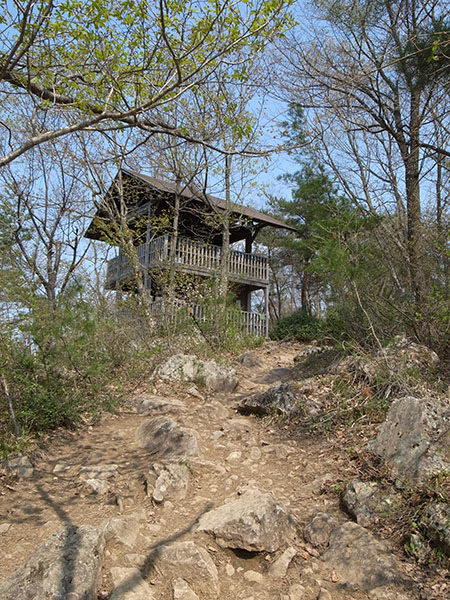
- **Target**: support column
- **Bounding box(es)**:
[264,285,269,337]
[245,232,252,255]
[144,204,152,292]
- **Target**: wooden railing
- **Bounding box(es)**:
[149,298,267,337]
[106,235,269,288]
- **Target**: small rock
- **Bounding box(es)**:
[267,546,297,578]
[152,463,190,503]
[52,463,70,474]
[173,578,200,600]
[341,480,399,527]
[244,570,264,584]
[137,394,187,415]
[238,383,298,417]
[237,352,261,368]
[151,541,219,599]
[294,345,332,362]
[226,451,242,462]
[289,583,306,600]
[225,564,235,576]
[135,417,200,459]
[317,589,332,600]
[403,533,432,564]
[5,455,34,479]
[187,385,204,400]
[303,513,337,550]
[110,567,154,600]
[0,523,11,534]
[102,512,144,548]
[79,463,118,480]
[423,502,450,557]
[249,447,262,461]
[84,478,110,495]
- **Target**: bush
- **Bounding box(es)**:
[0,286,159,454]
[270,308,324,341]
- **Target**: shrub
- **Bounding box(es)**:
[270,308,324,341]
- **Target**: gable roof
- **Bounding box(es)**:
[120,168,297,232]
[85,168,297,242]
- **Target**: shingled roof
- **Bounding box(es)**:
[85,167,297,243]
[119,168,297,232]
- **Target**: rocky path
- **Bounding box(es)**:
[0,342,444,599]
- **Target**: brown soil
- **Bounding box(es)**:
[0,341,447,599]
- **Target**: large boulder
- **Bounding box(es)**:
[151,541,219,599]
[322,521,413,593]
[334,337,439,382]
[238,383,298,417]
[197,488,296,552]
[135,417,200,459]
[156,354,238,392]
[0,524,105,600]
[368,396,450,484]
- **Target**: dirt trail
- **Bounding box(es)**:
[0,342,436,599]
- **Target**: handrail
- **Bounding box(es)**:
[106,235,269,287]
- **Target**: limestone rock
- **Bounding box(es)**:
[288,584,306,600]
[173,578,200,600]
[322,521,412,592]
[423,502,450,557]
[341,480,400,527]
[135,417,200,459]
[238,383,298,417]
[0,522,11,534]
[294,345,333,362]
[368,396,450,484]
[5,455,34,478]
[0,524,104,600]
[79,463,118,480]
[335,338,439,381]
[197,488,296,552]
[151,541,219,599]
[403,532,433,564]
[267,546,297,578]
[137,394,186,416]
[243,570,264,583]
[103,512,145,548]
[151,462,190,503]
[156,354,238,392]
[84,478,110,495]
[237,351,262,368]
[303,513,337,550]
[110,567,154,600]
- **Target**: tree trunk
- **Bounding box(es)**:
[404,92,423,309]
[219,155,231,302]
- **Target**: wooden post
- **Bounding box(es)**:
[264,285,269,337]
[144,203,152,292]
[245,232,252,255]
